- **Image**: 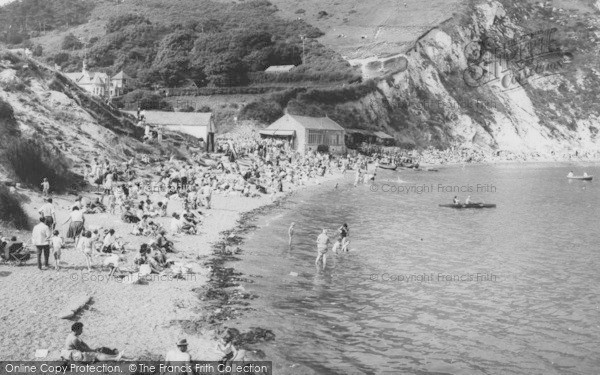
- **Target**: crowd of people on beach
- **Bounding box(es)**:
[5,134,373,276]
[0,129,386,365]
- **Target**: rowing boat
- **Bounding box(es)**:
[567,175,593,181]
[378,164,397,171]
[439,203,496,209]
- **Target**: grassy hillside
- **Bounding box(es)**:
[18,0,359,90]
[252,0,465,59]
[0,49,196,188]
[234,0,600,152]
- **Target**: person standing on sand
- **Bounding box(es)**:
[64,206,85,248]
[354,168,361,187]
[201,182,212,209]
[51,230,64,270]
[163,339,193,375]
[41,177,50,197]
[316,229,330,269]
[39,198,56,231]
[79,231,94,271]
[288,222,295,247]
[32,217,51,270]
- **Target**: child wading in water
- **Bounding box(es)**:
[332,237,342,254]
[51,230,64,270]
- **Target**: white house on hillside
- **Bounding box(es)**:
[63,62,130,98]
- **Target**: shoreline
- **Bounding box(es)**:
[176,172,346,359]
[0,158,597,361]
[0,170,345,362]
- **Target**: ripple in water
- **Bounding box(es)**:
[230,164,600,375]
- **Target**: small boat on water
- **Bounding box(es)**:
[378,163,397,171]
[567,175,593,181]
[439,203,497,209]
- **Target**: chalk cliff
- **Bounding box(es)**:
[290,0,600,154]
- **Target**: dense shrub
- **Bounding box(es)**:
[179,106,195,112]
[0,186,29,230]
[122,89,173,111]
[105,14,151,33]
[32,45,43,56]
[238,99,283,124]
[297,80,379,104]
[0,52,21,64]
[0,98,20,142]
[50,52,70,66]
[62,33,83,50]
[0,0,95,44]
[4,139,78,193]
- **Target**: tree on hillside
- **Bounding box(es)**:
[33,44,43,56]
[151,30,203,86]
[204,53,248,87]
[105,14,151,33]
[0,0,95,43]
[238,99,283,124]
[62,33,83,50]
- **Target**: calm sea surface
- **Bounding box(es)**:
[229,163,600,375]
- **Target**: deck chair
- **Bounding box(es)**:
[1,242,31,266]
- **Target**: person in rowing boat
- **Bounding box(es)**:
[568,171,574,177]
[453,196,460,205]
[583,172,588,177]
[465,195,471,204]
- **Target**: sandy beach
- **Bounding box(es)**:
[0,170,344,361]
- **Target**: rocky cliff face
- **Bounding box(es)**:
[0,50,146,179]
[307,0,600,154]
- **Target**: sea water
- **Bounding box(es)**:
[229,163,600,375]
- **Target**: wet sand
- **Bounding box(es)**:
[0,173,343,361]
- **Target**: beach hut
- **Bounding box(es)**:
[345,129,377,147]
[260,114,346,154]
[374,131,395,145]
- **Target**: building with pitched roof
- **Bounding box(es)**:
[125,110,213,142]
[110,71,131,97]
[260,113,346,153]
[63,62,130,98]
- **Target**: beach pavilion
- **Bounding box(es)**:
[260,113,346,154]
